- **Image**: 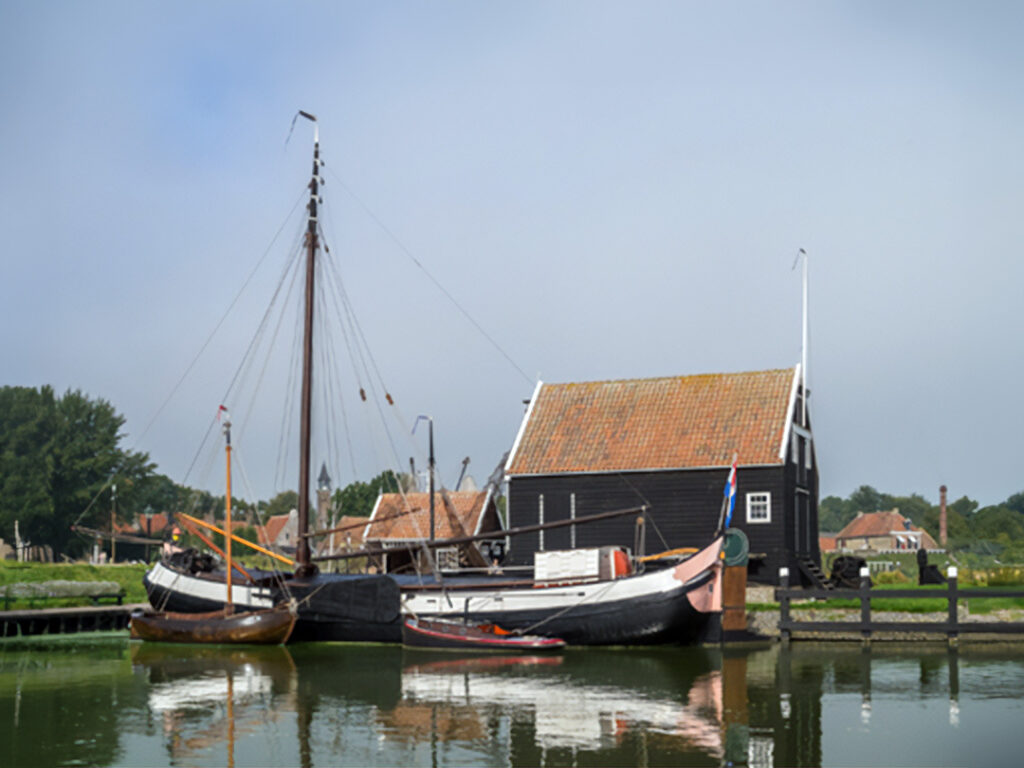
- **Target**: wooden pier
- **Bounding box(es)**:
[0,603,149,638]
[776,566,1024,642]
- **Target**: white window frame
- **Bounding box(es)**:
[746,492,772,524]
[538,494,545,551]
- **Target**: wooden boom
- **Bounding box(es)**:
[312,504,648,563]
[177,512,295,566]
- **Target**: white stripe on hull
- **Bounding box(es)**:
[146,562,275,609]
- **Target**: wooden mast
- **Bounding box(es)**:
[223,410,234,613]
[295,110,319,577]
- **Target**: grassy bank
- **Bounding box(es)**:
[749,583,1024,614]
[0,561,149,608]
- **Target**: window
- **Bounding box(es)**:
[570,493,576,549]
[436,547,459,571]
[746,492,771,524]
[538,494,545,551]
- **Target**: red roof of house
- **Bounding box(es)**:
[114,512,172,536]
[819,535,837,552]
[326,515,370,550]
[258,513,292,547]
[365,491,492,541]
[506,368,797,476]
[836,510,937,547]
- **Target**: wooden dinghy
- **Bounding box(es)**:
[131,603,296,645]
[402,617,565,651]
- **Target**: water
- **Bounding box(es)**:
[1,636,1023,767]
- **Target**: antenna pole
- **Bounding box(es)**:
[800,248,808,427]
[296,110,319,577]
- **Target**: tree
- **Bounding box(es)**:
[848,485,892,515]
[261,490,300,520]
[818,495,853,532]
[333,470,404,518]
[0,386,153,556]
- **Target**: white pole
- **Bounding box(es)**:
[800,248,808,427]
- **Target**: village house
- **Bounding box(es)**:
[363,489,504,574]
[503,366,822,585]
[258,509,299,554]
[833,509,938,552]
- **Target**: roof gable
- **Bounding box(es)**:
[505,368,797,476]
[365,491,494,541]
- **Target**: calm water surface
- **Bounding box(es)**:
[1,635,1022,767]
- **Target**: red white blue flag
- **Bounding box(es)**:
[723,455,738,528]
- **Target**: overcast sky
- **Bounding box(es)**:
[2,1,1021,508]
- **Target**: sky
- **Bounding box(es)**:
[2,1,1022,508]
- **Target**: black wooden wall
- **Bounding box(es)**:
[506,457,820,585]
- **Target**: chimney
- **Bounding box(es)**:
[939,485,948,547]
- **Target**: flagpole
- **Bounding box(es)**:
[716,452,738,536]
[800,248,808,427]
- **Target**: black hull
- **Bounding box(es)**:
[144,570,403,643]
[428,574,718,646]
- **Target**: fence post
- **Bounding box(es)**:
[779,567,790,645]
[860,566,872,646]
[947,566,959,646]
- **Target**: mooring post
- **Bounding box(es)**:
[947,566,959,647]
[779,567,791,644]
[860,566,872,646]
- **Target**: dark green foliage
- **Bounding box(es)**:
[261,490,300,519]
[0,386,152,556]
[332,470,403,518]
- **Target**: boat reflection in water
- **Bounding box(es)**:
[393,649,741,764]
[130,643,298,766]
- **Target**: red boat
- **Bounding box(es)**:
[402,617,565,651]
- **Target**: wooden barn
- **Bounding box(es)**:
[503,366,822,585]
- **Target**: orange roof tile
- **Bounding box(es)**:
[837,511,911,539]
[327,515,370,550]
[836,510,938,548]
[506,368,797,475]
[258,513,292,547]
[365,492,491,541]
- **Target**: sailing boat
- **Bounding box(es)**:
[132,412,296,645]
[142,111,727,646]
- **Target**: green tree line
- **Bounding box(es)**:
[821,485,1024,559]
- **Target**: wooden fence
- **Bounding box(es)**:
[775,566,1024,642]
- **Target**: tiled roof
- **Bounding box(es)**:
[365,491,491,541]
[506,368,797,475]
[326,515,370,550]
[837,511,912,539]
[114,512,172,535]
[258,513,292,547]
[836,510,938,547]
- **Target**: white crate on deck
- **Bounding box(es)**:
[534,548,601,584]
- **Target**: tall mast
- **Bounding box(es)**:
[296,110,319,576]
[223,411,234,613]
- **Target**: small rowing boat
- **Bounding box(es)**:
[402,617,565,651]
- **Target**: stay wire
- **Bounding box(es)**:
[71,188,308,528]
[325,165,533,386]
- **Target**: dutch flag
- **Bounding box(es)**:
[723,455,738,529]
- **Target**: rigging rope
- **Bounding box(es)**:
[325,165,534,386]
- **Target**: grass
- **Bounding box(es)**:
[0,561,149,609]
[748,582,1024,614]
